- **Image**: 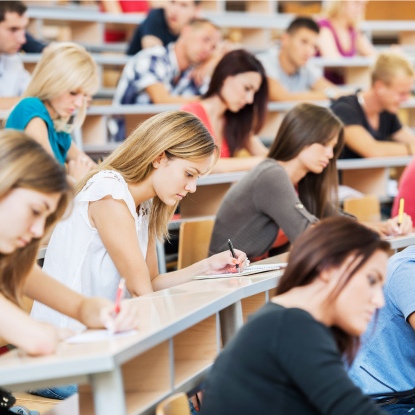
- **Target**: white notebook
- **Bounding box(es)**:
[193,263,287,280]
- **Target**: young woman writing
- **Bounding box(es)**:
[209,103,412,259]
[31,110,246,331]
[202,216,389,415]
[0,130,137,356]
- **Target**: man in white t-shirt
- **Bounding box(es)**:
[256,17,342,102]
[0,1,31,110]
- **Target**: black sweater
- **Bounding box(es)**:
[201,302,385,415]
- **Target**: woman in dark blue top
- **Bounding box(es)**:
[201,217,390,415]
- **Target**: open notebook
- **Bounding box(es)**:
[193,263,287,280]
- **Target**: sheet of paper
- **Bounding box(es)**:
[65,329,137,344]
[193,263,287,280]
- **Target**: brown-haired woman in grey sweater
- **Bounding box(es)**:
[209,103,412,260]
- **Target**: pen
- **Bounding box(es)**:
[398,197,405,227]
[227,239,240,271]
[114,278,126,315]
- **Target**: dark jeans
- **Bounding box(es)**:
[378,396,415,414]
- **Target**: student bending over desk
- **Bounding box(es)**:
[182,49,268,173]
[5,42,97,182]
[0,132,138,356]
[331,52,415,159]
[209,103,412,260]
[31,111,246,331]
[202,217,389,415]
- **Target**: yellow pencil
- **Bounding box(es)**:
[398,197,405,227]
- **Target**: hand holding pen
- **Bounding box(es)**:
[100,279,139,334]
[228,239,240,271]
[204,244,247,275]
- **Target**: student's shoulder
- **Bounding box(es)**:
[9,97,48,121]
[331,94,359,111]
[252,159,289,182]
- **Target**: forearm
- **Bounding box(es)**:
[77,297,112,328]
[151,258,211,291]
[212,156,264,173]
[352,141,415,157]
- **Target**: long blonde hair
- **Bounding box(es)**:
[23,42,99,132]
[0,131,72,306]
[77,111,218,242]
[324,0,366,27]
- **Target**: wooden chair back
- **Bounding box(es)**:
[177,219,215,269]
[343,195,381,222]
[155,392,190,415]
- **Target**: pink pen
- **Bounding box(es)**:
[114,278,126,315]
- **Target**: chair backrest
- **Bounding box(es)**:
[343,194,381,222]
[177,219,215,269]
[155,392,190,415]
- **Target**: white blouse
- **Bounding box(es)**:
[31,170,150,330]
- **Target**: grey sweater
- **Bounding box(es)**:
[209,159,319,258]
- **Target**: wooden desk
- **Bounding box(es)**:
[0,268,284,415]
[337,156,412,199]
[386,232,415,254]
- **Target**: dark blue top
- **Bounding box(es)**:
[6,97,71,164]
[126,8,178,56]
[331,95,402,159]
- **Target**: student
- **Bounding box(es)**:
[113,18,220,105]
[0,130,138,356]
[331,52,415,159]
[0,1,31,110]
[209,103,412,259]
[30,111,246,331]
[5,42,97,181]
[318,0,376,84]
[126,0,200,55]
[256,16,342,101]
[391,159,415,224]
[349,245,415,413]
[201,216,389,415]
[182,49,268,173]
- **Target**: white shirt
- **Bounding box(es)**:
[0,54,31,97]
[30,170,150,330]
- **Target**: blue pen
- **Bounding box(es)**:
[227,239,240,271]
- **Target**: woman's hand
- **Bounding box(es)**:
[99,300,139,334]
[204,249,247,275]
[381,213,413,236]
[67,154,96,182]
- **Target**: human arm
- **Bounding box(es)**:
[100,1,123,13]
[145,83,201,104]
[244,135,268,157]
[256,163,318,242]
[356,31,377,57]
[392,126,415,144]
[24,265,138,333]
[363,212,413,237]
[212,156,264,173]
[89,196,246,295]
[344,125,415,157]
[267,77,328,101]
[24,117,55,157]
[0,96,21,110]
[0,291,61,356]
[66,141,96,182]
